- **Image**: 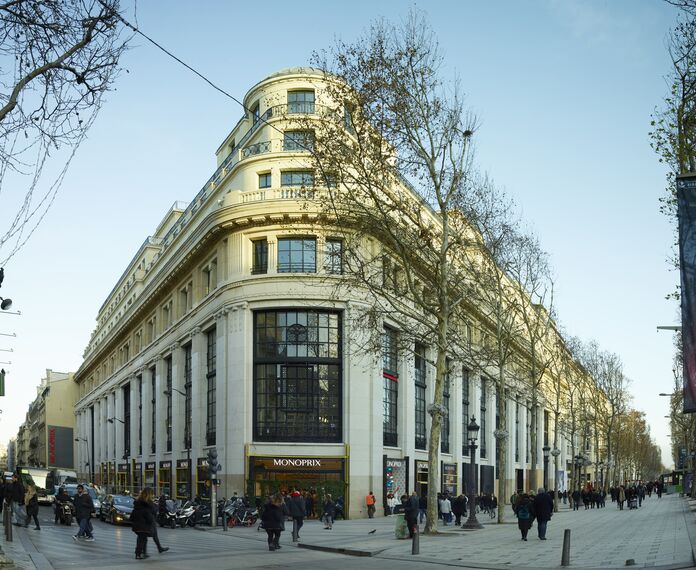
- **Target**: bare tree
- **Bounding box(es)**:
[507,230,556,491]
[0,0,130,263]
[303,12,492,533]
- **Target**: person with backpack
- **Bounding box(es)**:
[515,492,534,541]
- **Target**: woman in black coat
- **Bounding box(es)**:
[131,488,156,560]
[515,493,534,541]
[261,494,285,551]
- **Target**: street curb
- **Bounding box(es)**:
[297,543,382,557]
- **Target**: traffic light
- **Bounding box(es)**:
[206,448,221,479]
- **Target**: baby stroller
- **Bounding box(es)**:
[628,497,638,510]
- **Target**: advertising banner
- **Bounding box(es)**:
[678,173,696,412]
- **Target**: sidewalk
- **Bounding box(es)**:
[210,493,696,569]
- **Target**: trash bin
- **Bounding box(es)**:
[394,513,409,539]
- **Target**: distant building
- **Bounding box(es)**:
[6,438,15,472]
[14,369,76,469]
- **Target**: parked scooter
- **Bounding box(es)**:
[55,500,74,525]
[158,498,179,529]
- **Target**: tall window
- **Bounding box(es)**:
[254,310,341,442]
[324,239,343,274]
[441,360,451,454]
[165,357,172,453]
[206,329,217,446]
[480,378,487,459]
[184,344,192,449]
[137,375,143,456]
[462,368,470,456]
[277,237,316,273]
[123,383,131,457]
[283,130,314,151]
[150,368,156,454]
[252,239,268,274]
[382,327,398,447]
[281,171,314,187]
[414,343,426,450]
[287,90,315,114]
[250,102,260,123]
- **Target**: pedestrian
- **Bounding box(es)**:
[562,490,567,505]
[322,494,336,530]
[261,494,285,551]
[617,485,626,510]
[72,484,95,541]
[365,490,376,519]
[144,490,168,554]
[9,473,24,525]
[571,489,581,511]
[453,494,466,525]
[386,492,398,515]
[24,484,40,530]
[532,488,553,540]
[288,488,306,539]
[439,494,452,526]
[418,493,427,524]
[515,493,534,541]
[131,488,157,560]
[402,494,417,538]
[510,490,519,514]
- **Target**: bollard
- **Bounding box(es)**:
[411,526,419,555]
[292,519,298,542]
[561,529,571,566]
[222,509,227,531]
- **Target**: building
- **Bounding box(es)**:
[14,369,76,470]
[73,68,601,517]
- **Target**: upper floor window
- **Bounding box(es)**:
[252,239,268,274]
[281,171,314,187]
[283,130,314,152]
[287,90,315,114]
[277,237,316,273]
[259,173,272,189]
[324,239,343,274]
[202,259,218,296]
[250,102,260,123]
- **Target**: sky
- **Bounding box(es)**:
[0,0,680,467]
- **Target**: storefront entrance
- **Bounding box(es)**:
[248,455,347,518]
[159,460,172,497]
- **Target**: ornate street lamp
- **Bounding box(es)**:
[462,416,483,530]
[542,445,551,490]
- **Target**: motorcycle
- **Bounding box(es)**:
[158,499,179,529]
[55,500,74,525]
[176,501,195,527]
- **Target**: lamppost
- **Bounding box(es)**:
[573,455,583,491]
[598,461,605,491]
[542,445,551,490]
[462,416,483,530]
[74,437,92,482]
[164,387,192,501]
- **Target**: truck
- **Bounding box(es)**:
[17,467,56,505]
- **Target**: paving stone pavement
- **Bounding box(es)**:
[1,493,694,569]
[272,493,696,568]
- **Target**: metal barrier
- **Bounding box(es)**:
[4,503,12,542]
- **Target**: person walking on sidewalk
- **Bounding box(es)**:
[515,493,534,541]
[261,494,285,551]
[322,494,336,530]
[439,494,452,526]
[402,494,418,538]
[24,484,40,530]
[533,488,553,540]
[9,473,24,525]
[418,493,427,524]
[131,488,156,560]
[72,484,94,541]
[288,488,306,539]
[365,491,376,518]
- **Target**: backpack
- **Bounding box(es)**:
[517,505,530,520]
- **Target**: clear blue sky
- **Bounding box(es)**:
[0,0,679,467]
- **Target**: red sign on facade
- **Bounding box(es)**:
[48,427,56,465]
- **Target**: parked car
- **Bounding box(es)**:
[100,494,134,525]
[61,484,102,516]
